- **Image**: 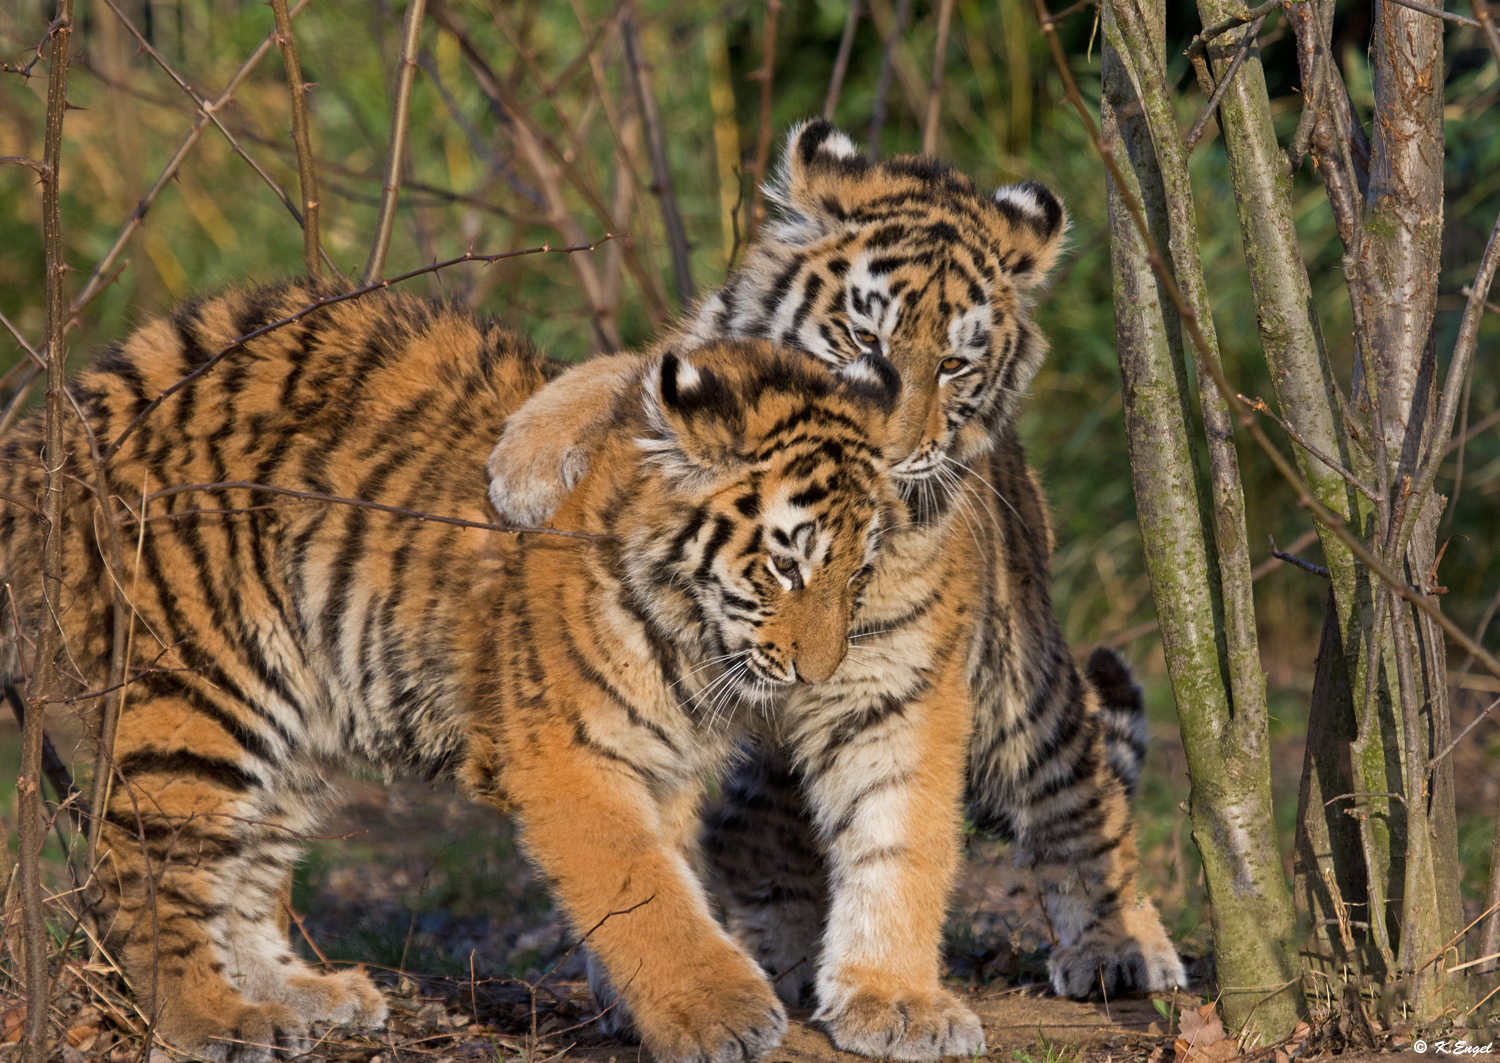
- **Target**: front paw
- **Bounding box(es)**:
[636,961,786,1063]
[1048,902,1187,998]
[817,986,984,1061]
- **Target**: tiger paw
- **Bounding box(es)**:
[1048,901,1187,998]
[166,1000,308,1062]
[816,986,985,1061]
[284,967,389,1026]
[635,963,786,1063]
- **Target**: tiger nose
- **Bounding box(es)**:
[795,640,847,684]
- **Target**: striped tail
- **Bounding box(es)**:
[1086,647,1148,798]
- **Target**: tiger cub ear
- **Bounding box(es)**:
[990,181,1068,289]
[833,353,903,451]
[642,352,747,482]
[763,118,869,244]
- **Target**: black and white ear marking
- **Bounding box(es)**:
[836,353,902,414]
[658,352,701,412]
[993,181,1065,240]
[789,118,865,170]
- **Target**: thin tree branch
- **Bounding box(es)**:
[748,0,782,240]
[0,157,48,175]
[1239,394,1379,501]
[1187,0,1293,57]
[131,482,611,542]
[621,10,694,307]
[0,365,42,438]
[867,0,912,160]
[362,0,428,284]
[1428,694,1500,771]
[20,1,74,1054]
[104,238,616,460]
[69,2,308,316]
[824,0,861,120]
[93,0,338,276]
[921,0,956,154]
[1387,0,1481,26]
[1269,536,1331,578]
[1185,15,1267,151]
[270,0,321,278]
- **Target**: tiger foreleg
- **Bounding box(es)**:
[800,665,984,1062]
[503,716,786,1063]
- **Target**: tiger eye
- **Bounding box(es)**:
[855,329,879,347]
[773,556,799,574]
[940,357,965,373]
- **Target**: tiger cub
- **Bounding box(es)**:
[0,282,909,1062]
[489,120,1187,1020]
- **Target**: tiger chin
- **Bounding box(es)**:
[489,118,1188,1018]
[0,282,944,1063]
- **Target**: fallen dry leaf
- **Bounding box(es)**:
[0,1007,24,1045]
[1179,1003,1228,1047]
[65,1025,99,1051]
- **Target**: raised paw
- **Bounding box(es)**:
[283,966,389,1027]
[634,962,786,1063]
[817,987,985,1061]
[1048,901,1187,998]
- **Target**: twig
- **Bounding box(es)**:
[0,364,42,438]
[1187,0,1294,58]
[2,17,65,79]
[824,0,861,120]
[278,891,333,971]
[1269,535,1329,579]
[70,0,310,313]
[104,237,616,459]
[1389,0,1482,27]
[1239,394,1379,501]
[1427,695,1500,772]
[921,0,956,154]
[1472,0,1500,110]
[362,0,428,284]
[748,0,782,240]
[1185,15,1267,151]
[1034,0,1500,691]
[867,0,912,160]
[129,482,613,542]
[0,157,48,175]
[270,0,321,278]
[19,2,74,1056]
[621,10,694,307]
[93,0,338,276]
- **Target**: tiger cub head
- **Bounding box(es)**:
[690,118,1067,487]
[633,341,903,689]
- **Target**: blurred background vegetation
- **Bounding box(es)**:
[2,0,1497,971]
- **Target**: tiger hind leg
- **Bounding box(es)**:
[93,692,385,1060]
[701,747,826,1008]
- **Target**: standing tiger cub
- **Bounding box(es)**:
[0,282,937,1062]
[490,119,1188,1015]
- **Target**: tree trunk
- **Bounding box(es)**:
[1101,0,1302,1036]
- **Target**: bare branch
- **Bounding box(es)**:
[0,156,48,175]
[867,0,911,160]
[1269,536,1331,578]
[1186,0,1289,58]
[270,0,321,277]
[1185,15,1267,151]
[824,0,861,120]
[94,0,338,276]
[130,482,612,542]
[1239,394,1379,501]
[362,0,428,284]
[621,11,694,307]
[921,0,955,154]
[19,1,74,1054]
[748,0,783,239]
[105,237,616,459]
